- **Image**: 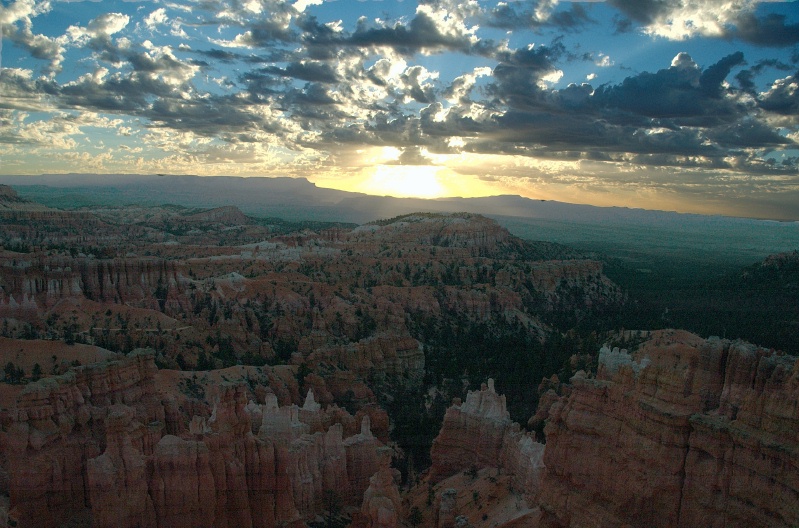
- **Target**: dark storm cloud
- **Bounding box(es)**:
[190,48,286,64]
[487,43,566,110]
[484,2,592,30]
[591,53,747,126]
[708,119,792,149]
[262,61,341,84]
[730,12,799,47]
[348,13,465,54]
[607,0,671,25]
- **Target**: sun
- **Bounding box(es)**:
[358,164,446,199]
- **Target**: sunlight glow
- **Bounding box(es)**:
[357,164,447,199]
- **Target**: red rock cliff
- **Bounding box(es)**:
[539,330,799,528]
[0,353,387,528]
[430,379,545,501]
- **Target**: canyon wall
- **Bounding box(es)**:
[430,379,545,501]
[539,330,799,528]
[0,352,388,528]
[0,256,184,308]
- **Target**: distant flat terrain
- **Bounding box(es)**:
[4,173,797,271]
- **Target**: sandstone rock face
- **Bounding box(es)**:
[430,379,545,502]
[357,448,403,528]
[539,330,799,528]
[0,255,184,308]
[2,350,161,527]
[430,379,512,480]
[1,353,385,528]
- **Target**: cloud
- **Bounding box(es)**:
[262,60,341,83]
[443,66,492,103]
[0,110,85,149]
[399,65,439,104]
[488,42,567,109]
[144,8,168,29]
[304,0,495,58]
[608,0,799,47]
[3,0,796,211]
[591,52,747,126]
[484,0,593,30]
[388,146,433,165]
[708,118,791,148]
[203,0,300,45]
[432,50,798,179]
[758,72,799,118]
[732,12,799,47]
[1,1,67,73]
[735,58,793,93]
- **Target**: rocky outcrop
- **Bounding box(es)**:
[1,351,162,527]
[0,256,184,308]
[539,330,799,528]
[301,335,425,385]
[430,379,545,501]
[183,206,251,226]
[349,214,511,251]
[352,447,402,528]
[0,353,386,528]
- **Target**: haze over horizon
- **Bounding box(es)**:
[1,0,798,220]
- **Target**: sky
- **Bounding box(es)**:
[1,0,798,219]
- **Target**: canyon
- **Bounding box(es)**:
[3,330,795,527]
[1,186,797,527]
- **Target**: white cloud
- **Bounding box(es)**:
[638,0,755,41]
[0,0,52,25]
[540,69,564,86]
[68,12,130,43]
[670,52,699,70]
[145,8,168,29]
[294,0,322,13]
[594,53,613,67]
[445,66,491,103]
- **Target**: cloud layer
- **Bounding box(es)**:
[1,0,798,218]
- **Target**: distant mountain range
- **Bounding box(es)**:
[3,173,798,267]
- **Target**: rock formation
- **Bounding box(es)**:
[539,330,799,528]
[430,379,545,501]
[0,352,386,528]
[2,351,162,527]
[0,255,184,308]
[355,447,403,528]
